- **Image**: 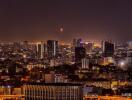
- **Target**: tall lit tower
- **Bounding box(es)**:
[47,40,58,59]
[36,42,45,59]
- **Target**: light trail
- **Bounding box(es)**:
[83,95,132,100]
[0,95,25,100]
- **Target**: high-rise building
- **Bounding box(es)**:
[23,83,83,100]
[102,41,114,57]
[72,38,83,48]
[22,41,29,50]
[47,40,58,59]
[84,42,94,53]
[77,38,83,47]
[75,47,86,64]
[36,42,46,59]
[81,58,89,69]
[127,41,132,49]
[72,38,77,47]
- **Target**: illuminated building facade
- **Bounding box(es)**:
[81,58,89,69]
[47,40,58,59]
[23,83,83,100]
[84,42,94,54]
[36,42,46,59]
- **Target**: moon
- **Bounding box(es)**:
[60,27,64,32]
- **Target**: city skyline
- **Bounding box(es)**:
[0,0,132,99]
[1,0,132,43]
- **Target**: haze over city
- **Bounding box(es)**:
[1,0,132,42]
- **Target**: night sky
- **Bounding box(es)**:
[1,0,132,43]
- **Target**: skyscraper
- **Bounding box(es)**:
[84,42,94,53]
[102,41,115,57]
[47,40,58,59]
[72,38,83,48]
[72,38,77,47]
[77,38,83,47]
[36,42,45,59]
[75,47,86,64]
[81,58,89,69]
